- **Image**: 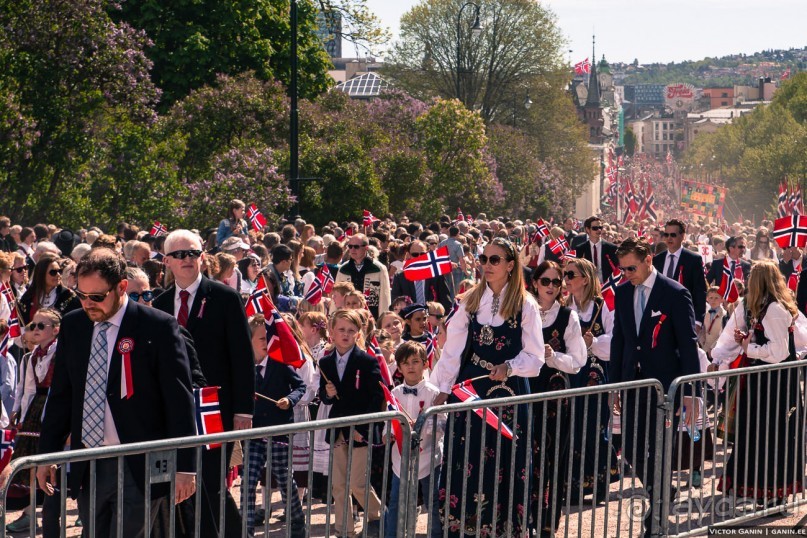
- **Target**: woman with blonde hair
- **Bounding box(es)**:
[711,259,807,507]
[430,237,543,536]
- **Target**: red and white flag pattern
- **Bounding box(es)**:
[194,387,224,450]
[403,246,452,281]
[451,380,514,440]
[150,221,168,237]
[367,335,393,387]
[773,214,807,249]
[574,58,591,75]
[248,204,267,232]
[380,382,405,455]
[718,257,740,304]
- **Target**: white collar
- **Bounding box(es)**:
[336,346,354,362]
[257,356,268,369]
[667,246,683,258]
[177,272,203,295]
[638,268,658,290]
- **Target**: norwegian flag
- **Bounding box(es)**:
[574,58,591,75]
[380,383,405,455]
[367,335,393,387]
[773,214,807,249]
[457,208,464,222]
[789,188,800,215]
[336,228,355,242]
[265,297,305,368]
[642,183,658,222]
[444,298,461,328]
[534,219,550,239]
[718,258,740,303]
[319,265,335,294]
[403,246,452,281]
[601,257,625,311]
[778,183,789,218]
[561,249,578,263]
[304,274,324,305]
[451,380,514,440]
[0,282,15,307]
[425,325,438,369]
[547,237,569,256]
[788,264,801,292]
[0,429,15,473]
[245,277,268,317]
[362,210,379,228]
[193,387,224,450]
[8,309,20,338]
[150,221,168,237]
[247,204,268,232]
[796,187,805,216]
[0,333,8,358]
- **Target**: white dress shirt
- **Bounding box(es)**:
[430,283,544,393]
[589,240,603,280]
[335,346,354,381]
[388,379,444,479]
[568,297,614,361]
[539,301,588,374]
[634,268,658,331]
[93,295,129,446]
[173,273,202,318]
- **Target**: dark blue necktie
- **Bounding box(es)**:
[402,387,418,396]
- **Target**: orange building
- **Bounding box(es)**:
[702,87,734,108]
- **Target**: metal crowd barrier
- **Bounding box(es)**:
[661,359,807,537]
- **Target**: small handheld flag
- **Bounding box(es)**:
[380,383,405,455]
[150,221,168,237]
[451,380,514,440]
[367,335,393,387]
[403,246,452,282]
[773,214,807,249]
[194,387,224,450]
[248,204,268,232]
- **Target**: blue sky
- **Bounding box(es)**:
[363,0,805,64]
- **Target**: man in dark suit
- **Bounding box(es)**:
[706,236,751,287]
[575,216,618,282]
[37,248,197,537]
[562,217,579,246]
[153,229,254,538]
[778,246,805,281]
[319,309,384,537]
[653,219,707,327]
[391,240,452,312]
[610,238,700,537]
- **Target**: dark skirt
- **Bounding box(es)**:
[10,392,48,486]
[439,363,531,537]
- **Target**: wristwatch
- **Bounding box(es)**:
[505,362,513,378]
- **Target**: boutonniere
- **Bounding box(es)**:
[198,297,207,319]
[355,369,361,390]
[117,338,135,399]
[651,314,667,349]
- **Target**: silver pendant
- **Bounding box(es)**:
[480,324,494,346]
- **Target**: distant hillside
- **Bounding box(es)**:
[610,47,806,87]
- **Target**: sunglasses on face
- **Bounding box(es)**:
[662,232,678,238]
[537,277,563,287]
[27,322,54,331]
[74,287,114,303]
[347,244,366,250]
[166,249,202,259]
[478,254,510,266]
[618,265,639,273]
[589,226,604,231]
[12,266,26,273]
[129,291,154,303]
[430,313,444,319]
[48,269,61,277]
[733,245,746,250]
[563,271,581,280]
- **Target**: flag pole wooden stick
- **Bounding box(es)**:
[254,393,279,404]
[319,369,340,400]
[379,381,414,422]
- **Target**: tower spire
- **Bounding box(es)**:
[586,34,601,106]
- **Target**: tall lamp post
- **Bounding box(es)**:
[456,2,483,106]
[289,0,300,217]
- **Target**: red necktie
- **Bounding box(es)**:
[178,290,190,328]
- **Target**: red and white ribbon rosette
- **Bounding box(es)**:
[651,314,667,349]
[118,338,135,399]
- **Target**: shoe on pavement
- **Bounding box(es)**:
[6,513,32,533]
[691,471,702,488]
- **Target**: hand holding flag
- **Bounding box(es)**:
[451,380,514,440]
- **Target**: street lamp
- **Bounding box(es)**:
[456,2,483,106]
[512,92,532,126]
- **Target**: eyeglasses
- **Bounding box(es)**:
[430,313,444,319]
[48,269,61,277]
[129,291,154,303]
[618,265,639,273]
[26,322,54,331]
[166,249,202,259]
[347,244,366,250]
[74,287,114,303]
[563,271,581,280]
[427,242,438,246]
[409,251,424,256]
[733,245,747,250]
[538,277,563,287]
[589,226,604,231]
[662,232,678,238]
[478,254,510,266]
[12,266,26,273]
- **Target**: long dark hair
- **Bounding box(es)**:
[31,254,60,302]
[531,260,564,304]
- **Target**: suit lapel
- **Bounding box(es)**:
[639,279,664,337]
[341,347,360,391]
[186,277,210,333]
[74,316,95,392]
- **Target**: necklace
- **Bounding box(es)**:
[479,292,501,346]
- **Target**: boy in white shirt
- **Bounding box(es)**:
[384,341,444,538]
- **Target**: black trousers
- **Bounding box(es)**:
[77,458,165,538]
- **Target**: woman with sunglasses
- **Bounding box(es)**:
[750,228,777,261]
[430,237,541,537]
[562,258,620,506]
[0,252,14,323]
[17,254,80,325]
[528,261,587,536]
[10,252,29,301]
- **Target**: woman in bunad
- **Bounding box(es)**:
[430,237,542,537]
[528,261,587,537]
[710,260,806,508]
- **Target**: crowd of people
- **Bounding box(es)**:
[0,203,806,538]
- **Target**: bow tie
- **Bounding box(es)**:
[402,387,418,396]
[708,309,717,315]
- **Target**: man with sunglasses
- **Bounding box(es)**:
[153,229,254,538]
[335,233,390,319]
[36,248,198,536]
[652,219,707,329]
[610,238,700,537]
[705,236,751,287]
[391,240,452,312]
[576,216,617,282]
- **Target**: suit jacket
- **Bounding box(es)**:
[253,360,305,428]
[390,272,452,312]
[653,249,707,324]
[796,268,807,316]
[610,273,700,392]
[705,257,750,287]
[570,233,588,251]
[153,275,254,430]
[575,240,618,272]
[778,257,807,281]
[39,300,197,495]
[318,347,384,445]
